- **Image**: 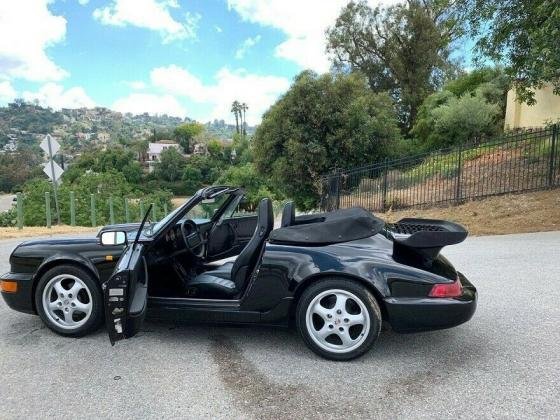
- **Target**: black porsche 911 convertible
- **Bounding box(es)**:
[1,186,476,360]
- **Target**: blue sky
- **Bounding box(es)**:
[0,0,472,125]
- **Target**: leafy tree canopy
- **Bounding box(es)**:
[217,163,282,210]
[327,0,467,131]
[174,122,204,153]
[412,83,501,150]
[153,147,186,182]
[464,0,560,104]
[253,71,402,210]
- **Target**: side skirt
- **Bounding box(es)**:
[146,296,293,326]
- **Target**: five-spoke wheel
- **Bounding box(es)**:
[35,265,103,337]
[297,278,381,360]
[42,274,93,330]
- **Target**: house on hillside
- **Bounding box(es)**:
[192,143,208,156]
[146,141,181,173]
[504,84,560,130]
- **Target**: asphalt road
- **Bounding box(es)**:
[0,194,15,212]
[0,231,559,419]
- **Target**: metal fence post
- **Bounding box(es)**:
[455,143,463,204]
[139,200,144,220]
[16,192,23,230]
[151,203,156,221]
[335,173,341,210]
[70,191,76,226]
[45,192,51,228]
[124,198,130,223]
[109,196,115,225]
[90,194,96,227]
[548,124,558,187]
[382,159,389,212]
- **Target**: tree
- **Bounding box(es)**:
[412,86,501,150]
[217,163,281,210]
[0,147,42,192]
[231,101,241,134]
[463,0,560,104]
[153,148,186,182]
[253,71,402,209]
[174,122,204,153]
[62,147,142,185]
[326,0,466,132]
[241,103,248,136]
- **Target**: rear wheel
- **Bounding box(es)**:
[34,265,103,337]
[296,278,382,361]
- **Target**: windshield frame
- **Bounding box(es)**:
[143,186,241,239]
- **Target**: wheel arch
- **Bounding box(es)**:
[31,257,101,313]
[290,272,388,324]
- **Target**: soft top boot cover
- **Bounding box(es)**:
[269,207,384,246]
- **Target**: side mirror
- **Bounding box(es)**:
[100,231,127,246]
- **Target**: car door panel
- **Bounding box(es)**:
[206,215,258,261]
[103,244,148,345]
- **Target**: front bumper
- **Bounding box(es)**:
[1,272,36,314]
[384,272,477,333]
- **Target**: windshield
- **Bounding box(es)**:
[183,193,231,221]
[144,189,239,237]
[145,203,184,237]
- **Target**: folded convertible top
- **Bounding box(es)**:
[269,207,384,246]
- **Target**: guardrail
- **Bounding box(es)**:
[10,192,169,229]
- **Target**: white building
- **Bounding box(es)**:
[147,141,181,172]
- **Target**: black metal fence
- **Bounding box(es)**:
[320,124,559,212]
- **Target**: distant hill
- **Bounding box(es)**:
[0,101,254,153]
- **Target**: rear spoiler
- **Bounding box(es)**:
[387,218,468,266]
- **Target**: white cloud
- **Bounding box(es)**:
[0,0,68,82]
[93,0,201,43]
[235,35,261,59]
[78,0,90,5]
[125,80,147,90]
[0,81,17,104]
[113,93,186,117]
[227,0,401,72]
[150,65,290,125]
[22,83,95,109]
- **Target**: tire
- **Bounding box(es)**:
[296,278,382,361]
[34,265,103,337]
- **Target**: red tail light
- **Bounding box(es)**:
[429,277,462,298]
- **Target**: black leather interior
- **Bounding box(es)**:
[187,198,274,298]
[281,201,295,227]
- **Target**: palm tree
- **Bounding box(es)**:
[241,103,248,136]
[231,101,241,134]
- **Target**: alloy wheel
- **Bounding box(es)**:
[305,288,370,354]
[41,274,93,330]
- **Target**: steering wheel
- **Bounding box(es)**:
[180,219,205,258]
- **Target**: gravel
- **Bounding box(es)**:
[0,231,559,419]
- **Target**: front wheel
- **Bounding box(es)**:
[296,278,382,361]
[34,265,103,337]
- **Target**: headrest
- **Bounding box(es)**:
[281,201,295,227]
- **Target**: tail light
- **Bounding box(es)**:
[429,277,462,298]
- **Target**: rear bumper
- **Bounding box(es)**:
[384,272,477,333]
[1,272,36,314]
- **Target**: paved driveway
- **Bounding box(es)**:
[0,194,15,212]
[0,231,559,419]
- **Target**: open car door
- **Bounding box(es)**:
[103,243,148,345]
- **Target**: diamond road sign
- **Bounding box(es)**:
[43,161,64,182]
[40,134,60,156]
